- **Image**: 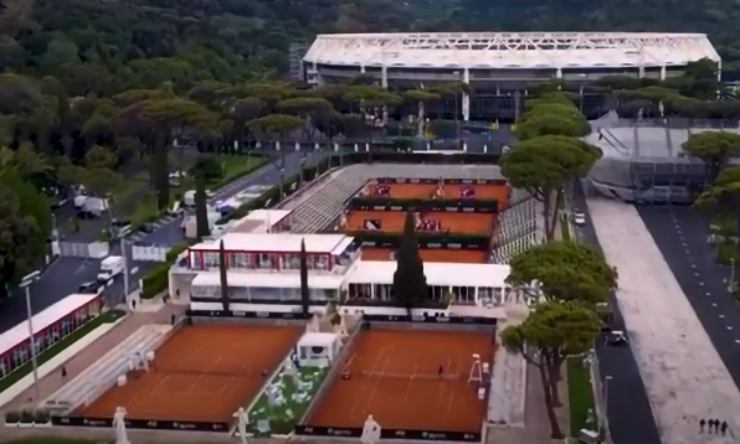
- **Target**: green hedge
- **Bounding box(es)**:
[140,262,171,299]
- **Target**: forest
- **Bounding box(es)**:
[0,0,738,294]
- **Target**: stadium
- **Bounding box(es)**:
[303,32,721,120]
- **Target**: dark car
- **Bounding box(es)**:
[606,330,628,346]
[139,222,156,233]
[78,281,103,295]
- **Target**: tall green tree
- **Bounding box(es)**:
[500,135,601,241]
[219,239,230,313]
[501,301,601,439]
[0,183,37,298]
[247,113,305,147]
[300,238,310,317]
[195,175,210,240]
[682,131,740,182]
[507,241,617,305]
[392,212,427,315]
[404,89,440,137]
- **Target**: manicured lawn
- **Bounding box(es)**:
[567,356,596,436]
[248,366,326,435]
[0,309,125,393]
[212,153,266,188]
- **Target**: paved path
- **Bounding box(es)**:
[587,197,740,444]
[0,304,185,414]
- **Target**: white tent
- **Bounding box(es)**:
[296,332,340,368]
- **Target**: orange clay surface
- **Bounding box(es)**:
[366,183,509,207]
[361,247,487,263]
[307,328,494,432]
[346,210,494,236]
[80,324,301,423]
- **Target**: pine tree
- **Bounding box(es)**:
[300,238,310,316]
[195,175,210,240]
[219,239,230,313]
[392,212,427,315]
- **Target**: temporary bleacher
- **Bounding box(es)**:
[287,163,505,234]
[491,194,539,264]
[43,324,172,414]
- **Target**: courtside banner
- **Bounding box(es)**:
[295,425,481,441]
[347,197,498,213]
[52,416,229,432]
[186,309,311,319]
[375,178,506,186]
[363,314,497,326]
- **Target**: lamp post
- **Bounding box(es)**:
[603,375,614,434]
[120,236,130,303]
[20,270,41,402]
[729,257,736,293]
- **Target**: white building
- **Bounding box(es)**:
[169,232,512,319]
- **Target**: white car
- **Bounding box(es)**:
[573,211,587,226]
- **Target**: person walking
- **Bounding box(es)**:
[721,421,728,436]
[61,365,67,378]
[715,418,722,434]
[708,419,715,434]
[700,418,706,433]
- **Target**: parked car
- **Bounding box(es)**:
[573,210,587,226]
[606,330,628,346]
[139,222,156,233]
[78,281,104,295]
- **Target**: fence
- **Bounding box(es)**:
[57,241,109,259]
[131,244,171,262]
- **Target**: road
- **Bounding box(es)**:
[0,150,326,333]
[571,181,662,444]
[637,205,740,387]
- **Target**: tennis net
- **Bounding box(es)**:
[358,370,461,382]
[150,363,260,379]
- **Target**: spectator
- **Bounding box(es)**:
[700,418,706,433]
[721,421,728,436]
[61,365,67,378]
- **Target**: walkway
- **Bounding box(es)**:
[0,303,185,414]
[587,197,740,444]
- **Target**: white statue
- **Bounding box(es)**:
[361,414,382,444]
[309,313,320,332]
[113,406,130,444]
[233,407,249,444]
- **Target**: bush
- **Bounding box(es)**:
[20,410,34,423]
[5,411,19,423]
[165,242,189,262]
[141,263,170,299]
[34,409,50,423]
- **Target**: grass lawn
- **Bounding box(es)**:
[567,356,597,436]
[211,153,266,188]
[0,309,125,393]
[248,366,326,435]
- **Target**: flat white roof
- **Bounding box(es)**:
[190,233,354,254]
[346,260,510,288]
[304,32,720,70]
[192,270,346,290]
[0,293,100,356]
[298,332,338,347]
[242,209,291,223]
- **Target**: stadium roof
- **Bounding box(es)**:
[304,32,720,70]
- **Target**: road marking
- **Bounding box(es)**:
[727,326,734,331]
[690,263,696,269]
[719,314,726,319]
[736,339,740,344]
[706,292,711,296]
[130,266,139,275]
[694,272,700,277]
[699,281,704,287]
[712,303,718,307]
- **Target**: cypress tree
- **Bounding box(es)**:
[392,212,427,315]
[195,175,210,239]
[300,238,310,316]
[219,239,230,313]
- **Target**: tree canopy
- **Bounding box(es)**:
[682,131,740,182]
[392,212,427,314]
[507,241,617,305]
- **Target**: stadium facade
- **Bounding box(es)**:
[303,32,720,120]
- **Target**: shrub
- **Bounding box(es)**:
[141,263,170,299]
[20,409,34,423]
[5,411,19,423]
[165,242,189,262]
[34,409,50,423]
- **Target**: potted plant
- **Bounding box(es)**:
[4,411,20,426]
[34,409,52,427]
[19,409,34,427]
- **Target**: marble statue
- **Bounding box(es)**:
[233,407,249,444]
[361,414,382,444]
[113,406,130,444]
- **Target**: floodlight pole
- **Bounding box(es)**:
[20,270,41,402]
[120,236,130,302]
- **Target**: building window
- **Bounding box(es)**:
[229,252,248,269]
[204,252,220,268]
[314,254,329,271]
[258,253,273,269]
[284,254,301,270]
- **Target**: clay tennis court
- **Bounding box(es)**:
[80,324,301,423]
[365,182,509,207]
[361,247,487,263]
[345,210,495,236]
[306,327,493,433]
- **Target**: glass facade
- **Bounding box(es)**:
[190,283,338,303]
[0,298,101,380]
[346,283,510,306]
[188,250,333,272]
